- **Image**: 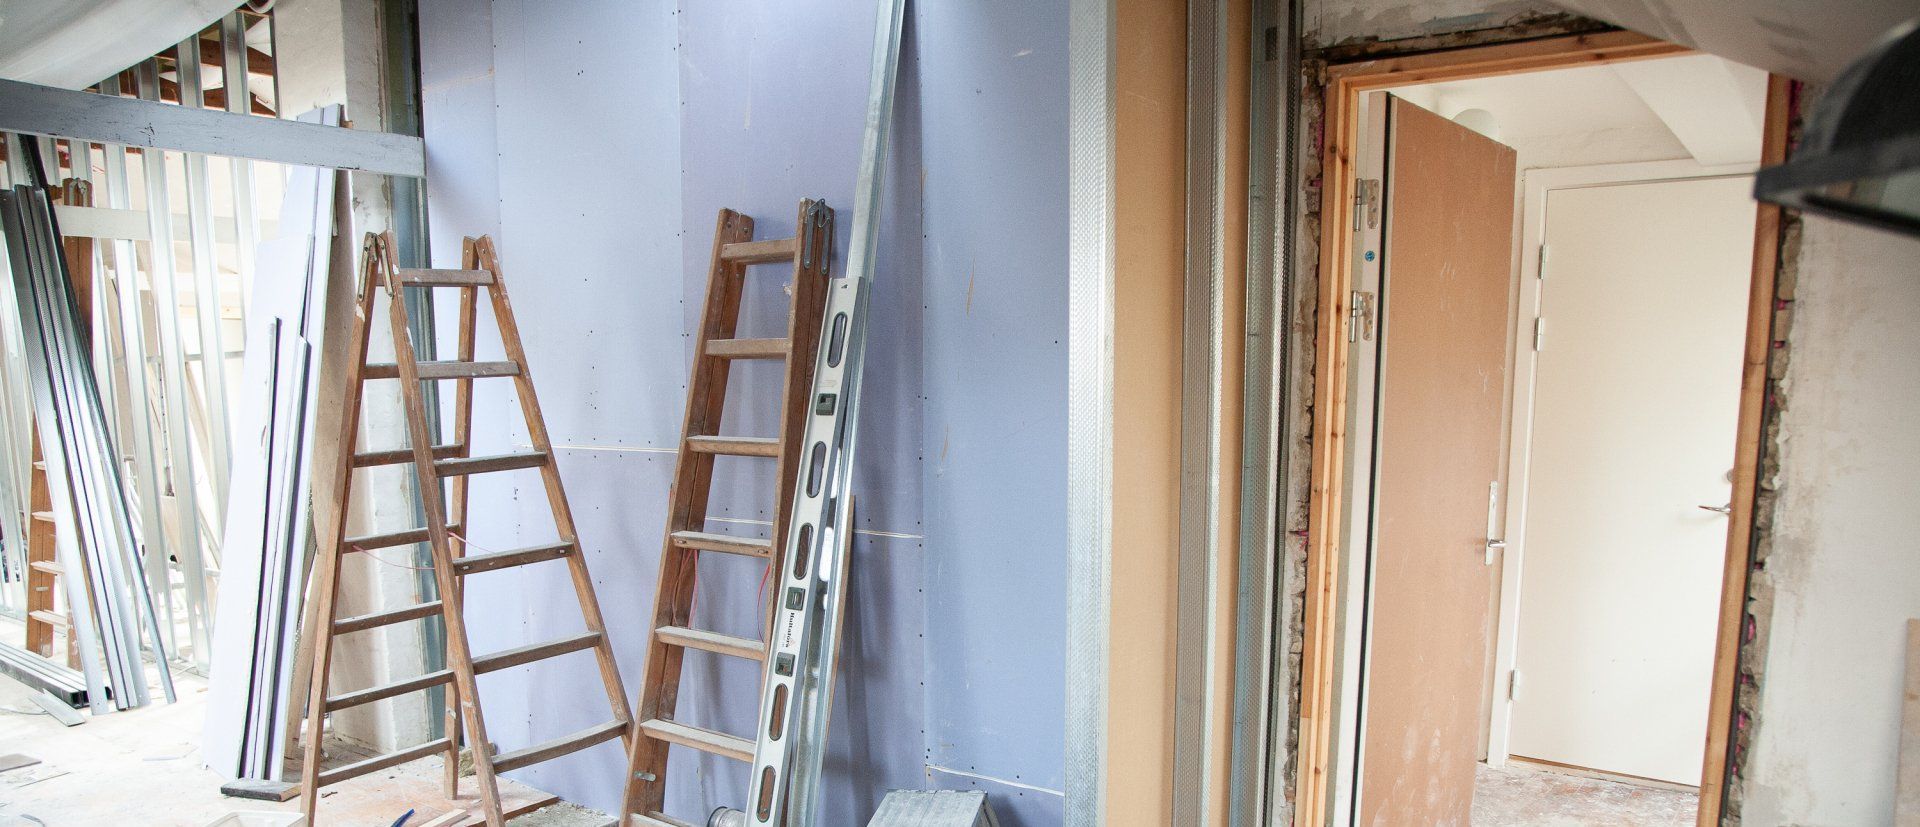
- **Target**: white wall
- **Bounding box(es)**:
[1742,215,1920,825]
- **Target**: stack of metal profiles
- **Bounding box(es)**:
[0,140,174,713]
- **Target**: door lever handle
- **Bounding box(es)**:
[1699,503,1733,515]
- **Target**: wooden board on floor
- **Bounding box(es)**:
[270,755,558,826]
[1897,618,1920,826]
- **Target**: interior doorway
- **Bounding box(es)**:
[1297,34,1788,827]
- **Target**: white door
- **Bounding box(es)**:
[1506,175,1755,785]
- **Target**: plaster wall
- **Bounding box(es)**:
[1740,214,1920,826]
[416,1,1068,822]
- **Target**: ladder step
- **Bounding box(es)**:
[362,360,521,381]
[435,451,547,477]
[685,435,780,457]
[450,541,573,576]
[334,600,443,635]
[489,719,628,774]
[316,738,454,787]
[31,511,53,523]
[28,560,61,576]
[655,626,765,662]
[27,609,67,628]
[473,631,603,674]
[718,237,797,264]
[398,268,493,287]
[636,718,753,763]
[352,443,464,468]
[343,522,462,552]
[705,338,790,360]
[324,669,453,711]
[669,530,773,559]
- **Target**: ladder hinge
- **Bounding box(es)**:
[1353,179,1381,231]
[1348,290,1375,342]
[1532,317,1545,352]
[1536,244,1549,279]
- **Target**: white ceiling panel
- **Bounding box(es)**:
[1549,0,1916,82]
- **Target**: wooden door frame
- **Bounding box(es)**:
[1292,30,1792,827]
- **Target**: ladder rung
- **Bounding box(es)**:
[655,626,764,662]
[362,360,521,381]
[28,560,61,576]
[27,609,67,628]
[343,523,461,552]
[705,338,789,359]
[489,719,628,774]
[324,669,453,711]
[473,631,603,674]
[719,237,797,264]
[352,443,464,468]
[669,530,772,559]
[316,738,453,787]
[451,541,572,576]
[685,435,779,457]
[634,813,700,827]
[435,451,547,477]
[636,718,753,763]
[398,268,493,287]
[31,511,53,523]
[334,600,443,635]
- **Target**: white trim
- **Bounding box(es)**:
[1484,157,1758,767]
[0,78,425,178]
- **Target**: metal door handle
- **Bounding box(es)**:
[1699,504,1733,515]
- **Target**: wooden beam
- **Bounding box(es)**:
[0,78,423,178]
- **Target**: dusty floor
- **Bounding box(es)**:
[1472,761,1697,826]
[0,669,613,826]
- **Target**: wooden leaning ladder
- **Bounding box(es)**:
[299,232,632,826]
[623,201,834,826]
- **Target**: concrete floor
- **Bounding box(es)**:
[0,669,613,826]
[1472,761,1698,826]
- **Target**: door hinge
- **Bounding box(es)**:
[1509,668,1522,701]
[1348,290,1375,342]
[1536,244,1549,279]
[1353,178,1381,231]
[1532,317,1545,352]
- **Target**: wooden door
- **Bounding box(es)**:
[1356,97,1516,826]
[1508,175,1755,784]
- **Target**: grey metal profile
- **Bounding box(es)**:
[0,77,425,178]
[1064,0,1116,821]
[1174,0,1229,823]
[742,1,906,823]
[1229,0,1298,824]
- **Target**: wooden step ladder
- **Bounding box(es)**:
[299,232,633,827]
[24,435,77,669]
[622,201,834,826]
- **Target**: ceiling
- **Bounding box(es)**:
[1388,53,1769,166]
[0,0,236,89]
[1549,0,1916,82]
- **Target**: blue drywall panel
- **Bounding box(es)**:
[911,2,1070,823]
[674,2,930,822]
[420,0,687,814]
[420,0,1068,822]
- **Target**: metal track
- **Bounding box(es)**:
[741,1,907,823]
